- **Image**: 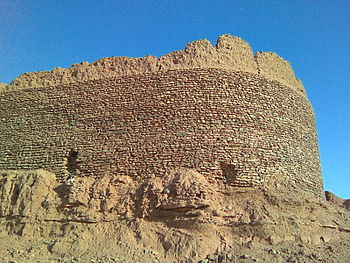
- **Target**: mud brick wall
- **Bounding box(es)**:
[4,34,305,95]
[0,68,323,198]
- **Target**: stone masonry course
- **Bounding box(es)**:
[0,35,323,198]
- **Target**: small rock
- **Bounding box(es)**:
[268,248,279,255]
[206,254,216,261]
[240,254,249,259]
[282,248,290,254]
[308,253,318,259]
[246,240,253,249]
[217,254,226,263]
[226,253,234,261]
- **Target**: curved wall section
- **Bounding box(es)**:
[4,34,305,96]
[0,68,323,198]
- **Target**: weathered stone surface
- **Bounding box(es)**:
[0,168,348,263]
[344,199,350,210]
[325,191,345,206]
[255,51,305,93]
[0,67,323,198]
[3,34,304,95]
[326,191,350,211]
[0,170,60,220]
[0,34,348,263]
[138,168,214,217]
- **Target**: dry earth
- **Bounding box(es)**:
[1,34,348,262]
[0,169,349,263]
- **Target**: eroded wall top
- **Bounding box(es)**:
[3,34,305,95]
[255,52,304,93]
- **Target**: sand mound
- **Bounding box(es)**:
[0,169,349,262]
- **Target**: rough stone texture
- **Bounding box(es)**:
[0,169,349,263]
[326,190,350,211]
[255,51,305,93]
[0,67,323,198]
[0,170,60,223]
[325,191,345,206]
[0,34,346,263]
[344,199,350,210]
[3,34,304,95]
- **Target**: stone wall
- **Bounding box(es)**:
[3,34,305,95]
[0,68,323,198]
[255,52,304,93]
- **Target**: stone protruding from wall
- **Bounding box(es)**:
[255,51,305,93]
[4,34,304,95]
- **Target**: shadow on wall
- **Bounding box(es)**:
[65,149,79,175]
[220,162,238,184]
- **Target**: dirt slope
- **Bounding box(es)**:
[0,169,349,263]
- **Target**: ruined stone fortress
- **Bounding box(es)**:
[0,34,323,198]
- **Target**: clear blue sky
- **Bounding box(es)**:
[1,0,349,198]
